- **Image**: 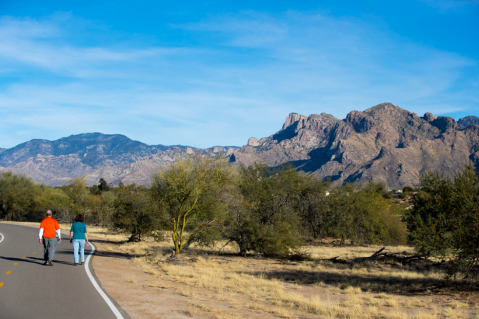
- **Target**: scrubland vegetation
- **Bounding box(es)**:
[1,154,478,317]
[0,154,409,254]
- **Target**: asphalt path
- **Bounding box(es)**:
[0,223,130,319]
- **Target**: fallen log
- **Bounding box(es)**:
[326,247,428,266]
[329,256,350,264]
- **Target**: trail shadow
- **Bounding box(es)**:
[89,239,129,245]
[1,256,44,265]
[42,248,135,263]
[90,250,138,259]
[54,249,134,260]
[0,256,74,266]
[246,266,464,295]
[182,247,240,257]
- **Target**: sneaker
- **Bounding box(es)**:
[43,261,48,265]
[79,262,83,265]
[74,263,78,266]
[48,260,53,266]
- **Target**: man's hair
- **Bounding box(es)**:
[46,210,52,216]
[74,214,84,223]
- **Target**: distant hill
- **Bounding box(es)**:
[0,133,236,186]
[1,103,478,188]
[231,103,479,189]
[0,133,172,167]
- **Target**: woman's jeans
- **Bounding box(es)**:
[72,239,85,264]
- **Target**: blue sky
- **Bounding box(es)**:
[0,0,477,148]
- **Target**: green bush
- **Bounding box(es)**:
[0,172,40,221]
[223,164,309,257]
[110,183,159,242]
[403,186,414,193]
[325,182,407,245]
[405,163,479,280]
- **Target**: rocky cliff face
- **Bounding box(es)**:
[231,103,479,189]
[0,133,236,186]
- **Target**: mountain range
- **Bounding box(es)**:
[0,133,236,186]
[1,103,478,189]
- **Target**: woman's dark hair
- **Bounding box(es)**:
[74,214,84,223]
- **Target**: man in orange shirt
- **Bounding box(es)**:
[39,210,61,266]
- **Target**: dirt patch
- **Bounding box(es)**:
[92,242,286,319]
[93,244,191,318]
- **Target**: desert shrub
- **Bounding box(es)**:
[35,185,71,221]
[223,164,309,257]
[110,183,159,242]
[296,178,331,240]
[406,163,479,280]
[59,177,91,219]
[403,186,414,193]
[315,182,407,245]
[0,171,40,221]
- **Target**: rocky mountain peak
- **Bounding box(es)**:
[282,113,308,129]
[247,137,261,147]
[365,102,409,116]
[422,112,436,122]
[345,103,426,134]
[345,110,376,133]
[458,116,479,129]
[431,116,457,132]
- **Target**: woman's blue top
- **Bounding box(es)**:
[70,221,87,240]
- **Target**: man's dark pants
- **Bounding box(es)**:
[42,237,57,261]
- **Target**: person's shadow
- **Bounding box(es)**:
[0,256,74,266]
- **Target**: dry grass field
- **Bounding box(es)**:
[4,221,478,318]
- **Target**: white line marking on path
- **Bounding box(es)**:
[59,230,125,319]
[0,232,4,244]
[85,243,125,319]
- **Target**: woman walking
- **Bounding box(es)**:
[69,214,89,266]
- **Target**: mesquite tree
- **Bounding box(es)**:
[151,153,234,256]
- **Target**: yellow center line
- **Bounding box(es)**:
[14,263,18,265]
[22,257,26,259]
[0,283,4,287]
[32,252,36,254]
[6,271,11,274]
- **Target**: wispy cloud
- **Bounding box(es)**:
[183,11,477,112]
[0,11,477,149]
[0,15,189,79]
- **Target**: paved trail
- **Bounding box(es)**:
[0,223,130,319]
